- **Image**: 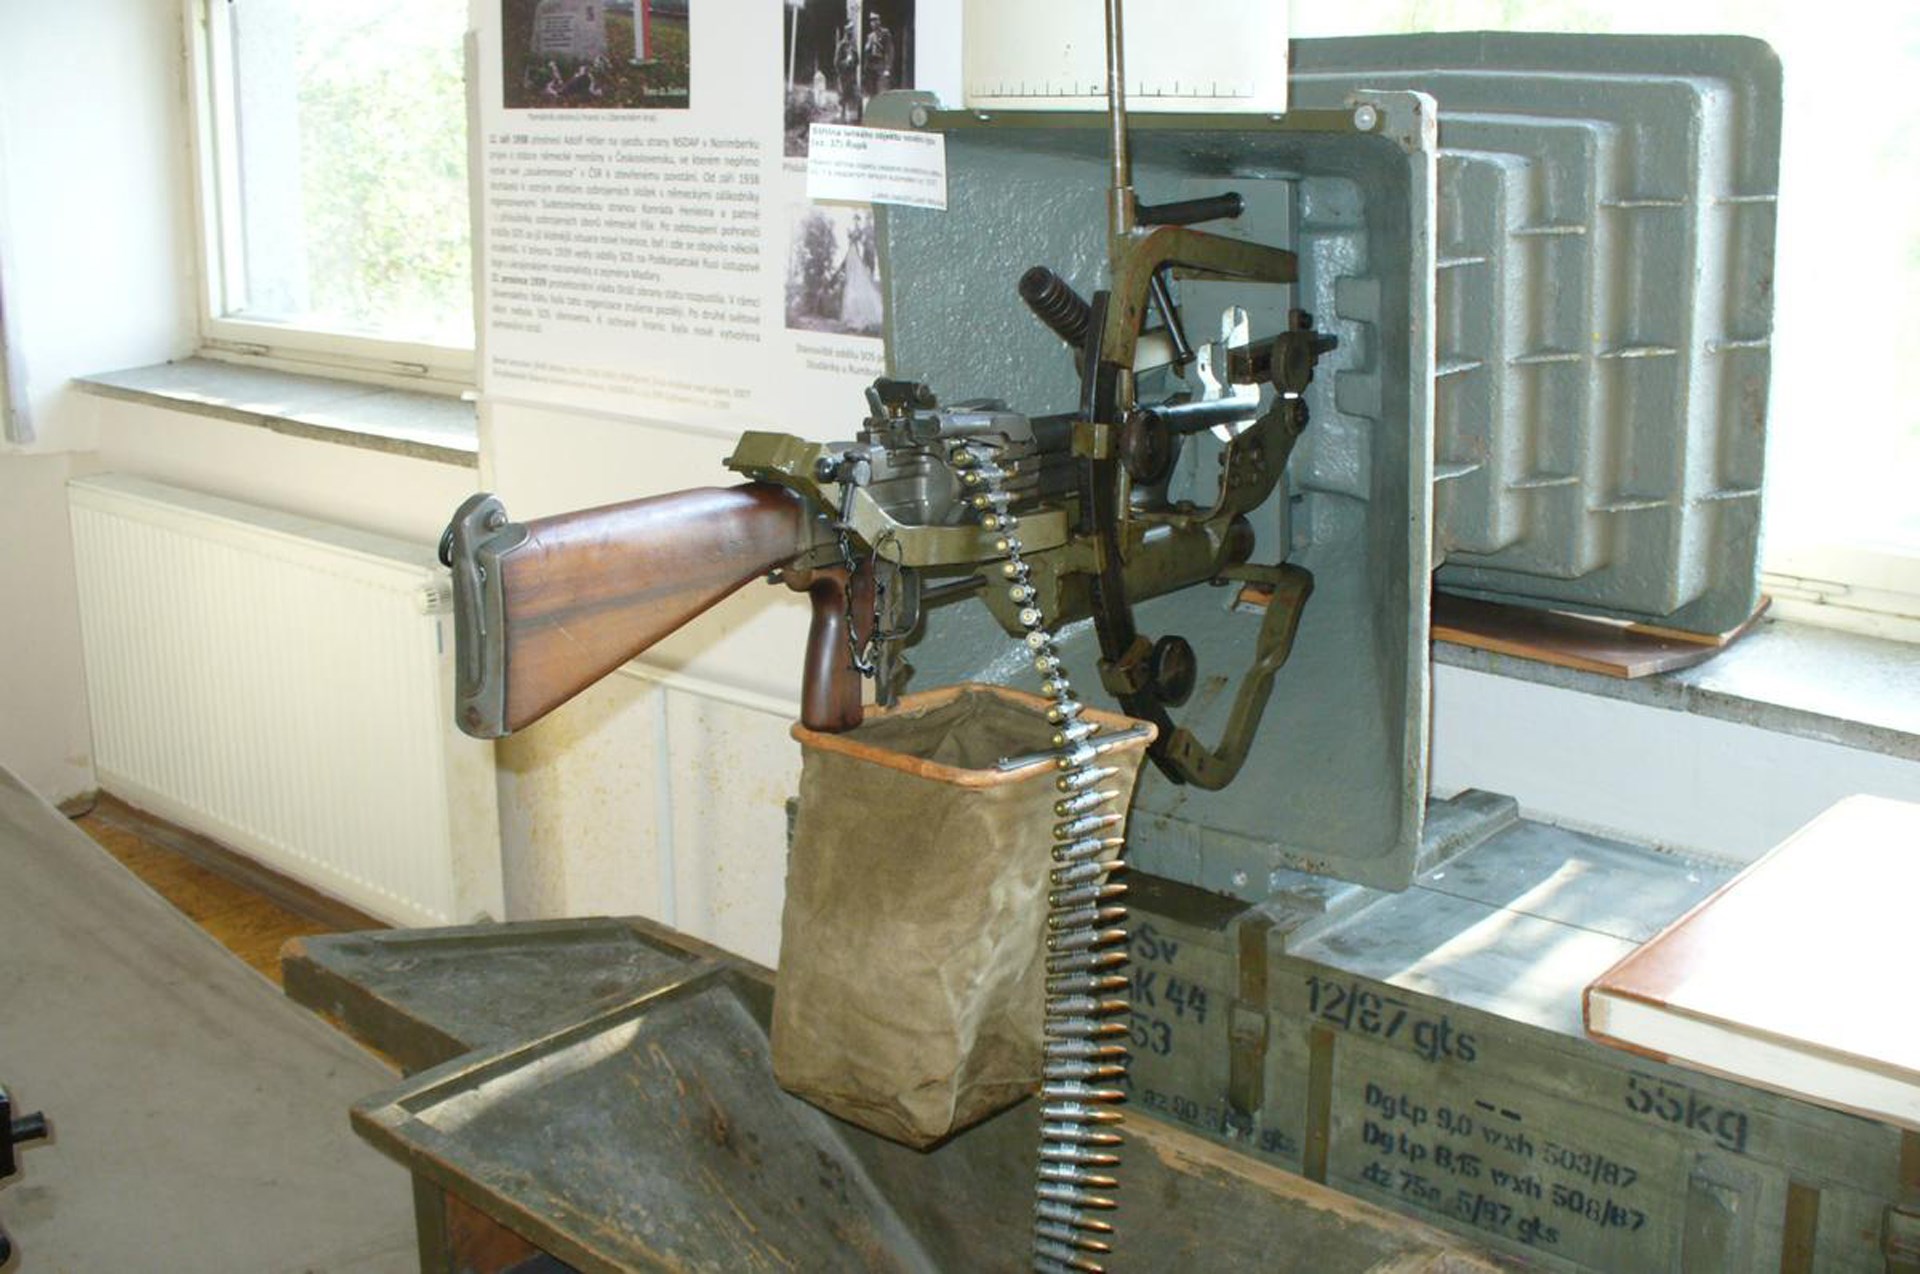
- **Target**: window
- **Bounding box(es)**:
[188,0,474,390]
[1296,0,1920,640]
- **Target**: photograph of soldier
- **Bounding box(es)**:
[861,10,895,101]
[782,0,915,157]
[833,13,861,122]
[503,0,690,110]
[785,204,884,338]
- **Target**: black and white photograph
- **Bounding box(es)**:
[782,0,914,157]
[503,0,690,110]
[784,204,883,337]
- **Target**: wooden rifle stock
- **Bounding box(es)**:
[480,483,827,735]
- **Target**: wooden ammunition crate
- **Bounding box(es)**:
[1122,803,1916,1273]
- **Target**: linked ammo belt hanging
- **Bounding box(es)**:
[956,439,1133,1273]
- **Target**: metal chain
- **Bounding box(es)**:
[837,526,912,680]
[834,523,878,676]
[957,440,1132,1274]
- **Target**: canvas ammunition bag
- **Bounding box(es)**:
[771,684,1152,1149]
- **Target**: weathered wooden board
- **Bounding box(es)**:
[283,916,731,1073]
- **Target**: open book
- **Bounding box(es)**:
[1584,795,1920,1132]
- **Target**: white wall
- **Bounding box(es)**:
[0,452,93,800]
[495,664,798,967]
[0,0,199,802]
[1430,665,1920,864]
[0,0,197,452]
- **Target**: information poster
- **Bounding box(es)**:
[473,0,963,439]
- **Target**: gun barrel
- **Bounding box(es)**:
[1134,397,1263,437]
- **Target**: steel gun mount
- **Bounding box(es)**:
[444,211,1334,791]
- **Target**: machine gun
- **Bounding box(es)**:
[443,232,1334,792]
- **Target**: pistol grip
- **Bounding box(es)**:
[795,565,870,733]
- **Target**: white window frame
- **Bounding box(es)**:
[182,0,475,395]
[1762,542,1920,645]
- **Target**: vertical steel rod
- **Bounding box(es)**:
[1104,0,1135,241]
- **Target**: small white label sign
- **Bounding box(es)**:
[806,125,948,211]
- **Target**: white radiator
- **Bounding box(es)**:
[68,474,503,928]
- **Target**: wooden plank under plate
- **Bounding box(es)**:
[1432,591,1769,679]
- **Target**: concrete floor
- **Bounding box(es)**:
[0,770,416,1272]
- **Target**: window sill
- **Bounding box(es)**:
[1435,614,1920,764]
[76,359,478,468]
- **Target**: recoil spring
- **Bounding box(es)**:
[956,439,1131,1274]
